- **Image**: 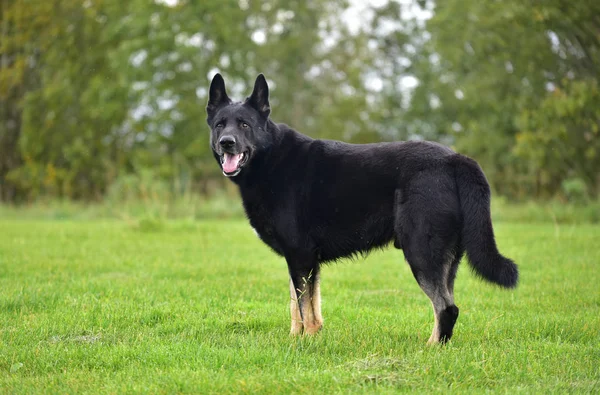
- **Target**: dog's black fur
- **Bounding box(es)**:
[207,74,518,343]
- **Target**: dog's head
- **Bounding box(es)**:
[206,73,271,178]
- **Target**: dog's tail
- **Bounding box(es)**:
[452,155,518,288]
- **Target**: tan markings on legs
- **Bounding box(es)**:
[422,255,455,345]
[289,278,303,335]
[295,271,322,335]
[300,296,318,335]
[420,265,453,345]
[298,287,318,335]
[426,288,454,344]
[311,275,323,328]
[427,302,442,345]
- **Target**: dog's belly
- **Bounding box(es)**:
[243,183,397,261]
[313,215,395,261]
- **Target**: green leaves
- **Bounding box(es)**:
[516,79,600,199]
[2,0,382,201]
[395,0,600,199]
[2,0,599,201]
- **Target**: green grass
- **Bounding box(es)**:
[1,196,600,224]
[1,219,599,393]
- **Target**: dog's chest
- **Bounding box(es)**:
[241,191,285,255]
[247,205,274,239]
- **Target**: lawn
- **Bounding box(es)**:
[0,218,599,393]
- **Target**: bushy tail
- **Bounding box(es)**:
[452,155,518,288]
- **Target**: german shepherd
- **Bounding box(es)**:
[206,74,518,344]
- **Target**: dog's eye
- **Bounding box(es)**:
[216,123,224,129]
[241,122,249,129]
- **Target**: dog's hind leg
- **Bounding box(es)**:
[402,223,460,344]
[399,173,462,343]
[446,246,464,298]
[413,255,459,344]
[288,256,323,335]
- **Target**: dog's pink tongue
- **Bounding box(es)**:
[223,153,242,173]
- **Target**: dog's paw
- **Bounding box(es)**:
[303,320,323,335]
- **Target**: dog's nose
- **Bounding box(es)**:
[219,136,236,149]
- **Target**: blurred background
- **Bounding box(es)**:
[1,0,599,219]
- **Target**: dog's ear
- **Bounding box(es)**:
[207,73,230,117]
[246,74,270,119]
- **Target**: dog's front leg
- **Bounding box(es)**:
[289,278,303,335]
[287,257,322,335]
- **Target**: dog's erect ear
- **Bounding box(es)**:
[246,74,270,119]
[207,73,230,117]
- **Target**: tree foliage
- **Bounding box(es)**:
[1,0,379,200]
[1,0,599,201]
[390,0,600,199]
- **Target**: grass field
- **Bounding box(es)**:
[1,218,599,393]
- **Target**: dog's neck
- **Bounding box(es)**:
[232,120,313,187]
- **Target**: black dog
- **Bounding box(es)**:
[206,74,518,343]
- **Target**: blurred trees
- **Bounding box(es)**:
[1,0,599,202]
[375,0,600,199]
[1,0,377,201]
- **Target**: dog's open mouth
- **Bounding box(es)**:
[221,152,248,177]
